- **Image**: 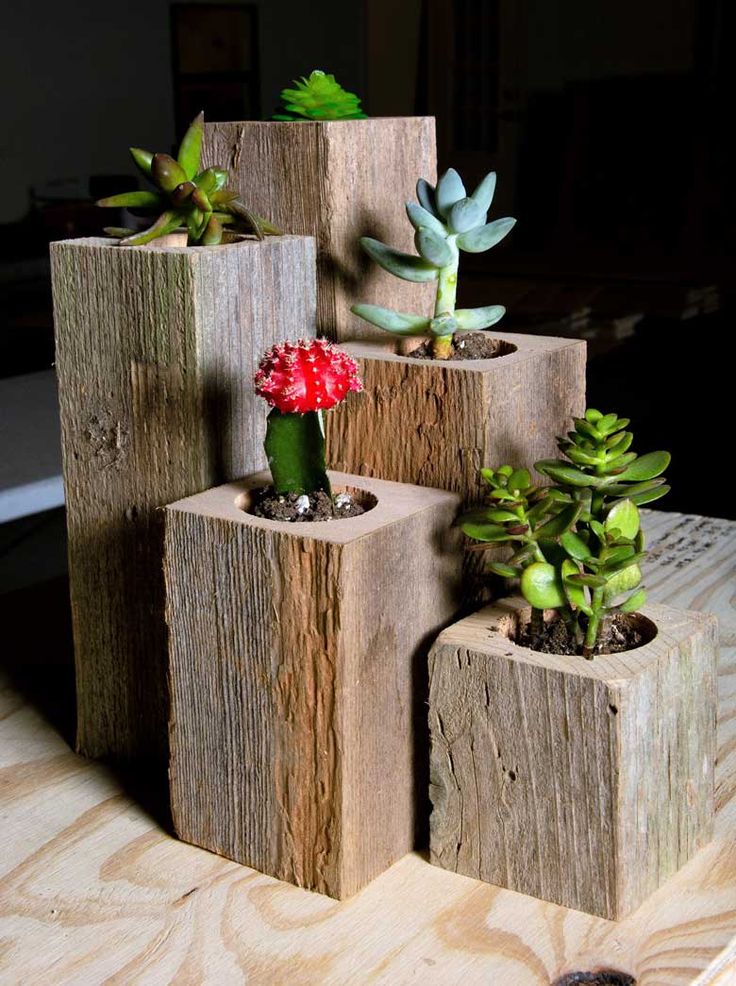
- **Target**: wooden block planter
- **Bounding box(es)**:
[164,470,463,899]
[202,118,437,342]
[428,596,718,920]
[325,332,587,505]
[51,235,316,762]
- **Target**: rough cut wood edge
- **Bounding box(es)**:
[165,470,464,898]
[325,332,586,504]
[50,235,316,763]
[202,118,437,341]
[428,595,718,920]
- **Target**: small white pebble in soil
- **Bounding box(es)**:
[295,494,311,514]
[334,493,352,509]
[458,340,466,349]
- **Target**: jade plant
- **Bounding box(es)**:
[254,338,362,496]
[97,112,279,246]
[461,409,671,657]
[352,169,516,359]
[274,70,366,120]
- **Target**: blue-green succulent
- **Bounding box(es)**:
[352,168,516,359]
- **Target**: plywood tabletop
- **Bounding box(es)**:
[0,510,734,985]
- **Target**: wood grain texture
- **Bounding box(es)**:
[428,597,718,919]
[0,511,734,984]
[164,471,464,899]
[202,118,437,341]
[325,333,587,505]
[50,235,316,763]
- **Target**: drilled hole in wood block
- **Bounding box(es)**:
[497,604,659,655]
[553,971,636,986]
[235,485,379,519]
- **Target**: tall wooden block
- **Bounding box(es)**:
[202,118,437,341]
[165,471,463,899]
[428,597,718,919]
[51,235,316,762]
[325,333,587,505]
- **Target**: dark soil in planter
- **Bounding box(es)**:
[251,488,366,523]
[409,332,516,361]
[553,971,636,986]
[516,613,651,657]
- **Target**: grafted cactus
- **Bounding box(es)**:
[352,168,516,359]
[97,113,280,246]
[274,70,366,120]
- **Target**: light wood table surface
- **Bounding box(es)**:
[0,510,734,985]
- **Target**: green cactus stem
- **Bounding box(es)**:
[352,168,516,359]
[264,409,330,496]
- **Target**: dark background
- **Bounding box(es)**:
[1,0,733,617]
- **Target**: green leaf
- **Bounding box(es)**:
[590,519,606,542]
[119,210,183,246]
[350,304,430,336]
[456,218,516,253]
[435,168,467,217]
[461,522,511,542]
[360,237,438,282]
[606,431,633,452]
[454,306,506,330]
[429,314,457,338]
[508,469,531,492]
[560,530,591,561]
[561,559,593,615]
[535,502,582,538]
[600,545,636,567]
[603,564,642,604]
[563,445,603,467]
[129,147,154,177]
[597,413,619,435]
[416,178,439,217]
[448,197,485,233]
[574,418,603,442]
[566,572,607,588]
[585,408,603,423]
[619,587,647,613]
[200,214,223,245]
[629,484,671,506]
[406,201,447,237]
[603,477,667,496]
[488,562,521,579]
[602,552,646,576]
[470,171,496,214]
[415,226,453,267]
[196,167,229,193]
[520,562,566,610]
[265,408,330,496]
[605,499,640,540]
[535,459,607,488]
[616,451,671,482]
[151,153,188,193]
[485,508,522,523]
[96,190,163,209]
[177,111,204,179]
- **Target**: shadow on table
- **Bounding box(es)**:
[0,573,173,833]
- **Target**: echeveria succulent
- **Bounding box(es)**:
[97,113,280,246]
[255,339,362,495]
[352,168,516,359]
[460,409,671,658]
[274,70,366,121]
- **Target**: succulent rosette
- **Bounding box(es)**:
[255,339,362,495]
[273,70,366,121]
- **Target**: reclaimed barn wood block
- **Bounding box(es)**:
[202,118,437,342]
[51,235,316,763]
[325,332,587,505]
[428,596,718,919]
[165,470,463,899]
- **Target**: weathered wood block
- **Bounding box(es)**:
[165,471,463,899]
[428,596,718,919]
[51,235,316,762]
[325,333,587,505]
[202,118,437,342]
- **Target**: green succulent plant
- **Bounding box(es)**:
[351,168,516,359]
[97,113,280,246]
[461,409,671,658]
[274,70,366,120]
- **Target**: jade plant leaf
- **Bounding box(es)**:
[456,217,516,253]
[264,408,330,495]
[350,304,430,335]
[455,306,506,330]
[561,559,593,614]
[535,459,608,488]
[603,563,642,604]
[469,171,496,215]
[460,521,510,542]
[435,168,467,217]
[615,451,671,482]
[521,562,566,609]
[488,561,521,578]
[359,237,439,282]
[604,499,640,540]
[619,587,647,613]
[560,530,591,561]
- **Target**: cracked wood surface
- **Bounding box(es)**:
[202,118,437,342]
[51,236,316,764]
[0,510,734,984]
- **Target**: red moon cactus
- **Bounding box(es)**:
[255,338,363,414]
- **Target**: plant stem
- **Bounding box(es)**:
[583,586,604,659]
[432,241,459,360]
[529,606,544,639]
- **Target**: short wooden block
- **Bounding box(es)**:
[51,235,316,762]
[428,597,718,919]
[325,333,587,504]
[165,471,464,899]
[202,118,437,342]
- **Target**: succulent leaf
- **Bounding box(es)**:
[454,305,506,330]
[96,190,163,209]
[119,210,182,246]
[619,587,647,613]
[129,147,154,177]
[429,314,458,338]
[615,451,671,482]
[469,171,497,214]
[448,197,485,233]
[177,111,204,180]
[200,214,223,245]
[456,217,516,253]
[405,201,446,237]
[359,237,438,282]
[416,178,439,217]
[435,168,467,217]
[603,564,642,604]
[415,226,453,267]
[604,499,640,540]
[521,562,566,610]
[274,70,366,120]
[351,303,430,335]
